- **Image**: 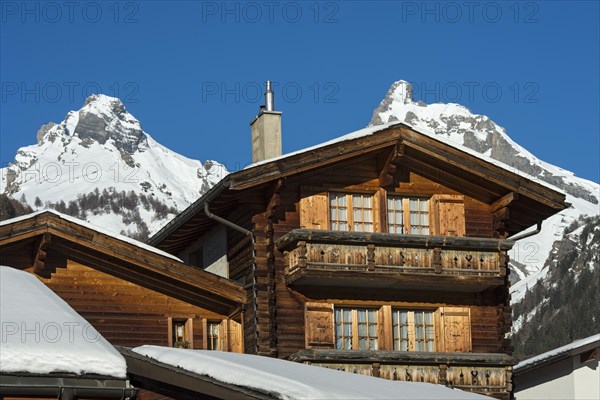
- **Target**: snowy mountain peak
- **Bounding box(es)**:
[35,94,146,156]
[1,96,227,239]
[387,80,415,104]
[369,80,598,205]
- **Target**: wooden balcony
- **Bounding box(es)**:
[288,349,514,400]
[275,230,513,292]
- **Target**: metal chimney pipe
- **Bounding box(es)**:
[265,81,274,112]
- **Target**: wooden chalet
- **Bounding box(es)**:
[147,86,567,400]
[0,210,246,399]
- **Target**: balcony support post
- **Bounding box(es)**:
[298,240,307,268]
[439,364,448,385]
[433,247,442,274]
[367,244,376,271]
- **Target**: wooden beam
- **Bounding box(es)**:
[398,155,501,202]
[378,142,404,187]
[491,192,519,213]
[276,229,515,252]
[229,132,402,190]
[32,233,52,278]
[400,130,565,209]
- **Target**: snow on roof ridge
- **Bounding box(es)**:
[514,333,600,371]
[0,266,127,377]
[243,121,565,195]
[0,210,181,262]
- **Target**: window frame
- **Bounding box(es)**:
[392,308,436,352]
[329,191,376,233]
[334,307,379,350]
[168,317,193,349]
[207,321,221,350]
[386,194,430,235]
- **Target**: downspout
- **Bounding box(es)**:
[204,202,259,354]
[507,222,542,241]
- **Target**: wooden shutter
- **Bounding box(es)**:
[378,306,393,351]
[185,318,194,349]
[305,302,335,348]
[218,320,228,351]
[300,187,329,229]
[227,319,243,353]
[440,307,471,352]
[432,194,465,236]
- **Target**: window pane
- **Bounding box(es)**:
[410,212,418,225]
[344,338,352,349]
[359,338,367,350]
[415,325,424,340]
[369,324,377,337]
[400,311,408,324]
[426,325,435,338]
[358,324,366,336]
[357,310,366,322]
[425,312,433,324]
[415,312,423,324]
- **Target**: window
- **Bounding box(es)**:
[170,318,192,348]
[409,198,430,235]
[330,193,348,231]
[392,310,435,352]
[387,196,404,234]
[334,308,378,350]
[387,196,429,235]
[329,193,374,232]
[352,194,374,232]
[207,321,220,350]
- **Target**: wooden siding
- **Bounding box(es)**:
[36,261,239,350]
[254,159,507,358]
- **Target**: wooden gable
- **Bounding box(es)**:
[149,123,566,254]
[0,212,246,318]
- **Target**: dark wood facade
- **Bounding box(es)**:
[148,123,567,400]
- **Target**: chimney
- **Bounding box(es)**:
[250,81,282,163]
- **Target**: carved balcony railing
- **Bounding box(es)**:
[275,230,514,291]
[288,350,514,400]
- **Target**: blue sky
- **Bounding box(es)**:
[1,1,599,182]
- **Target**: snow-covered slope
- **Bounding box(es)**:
[370,80,600,305]
[0,95,227,238]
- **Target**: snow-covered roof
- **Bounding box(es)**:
[0,209,181,262]
[0,266,127,377]
[514,333,600,372]
[133,345,488,400]
[245,121,565,195]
